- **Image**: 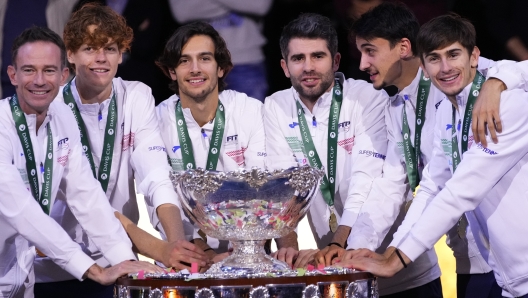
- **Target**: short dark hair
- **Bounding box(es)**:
[417,13,476,63]
[279,13,338,60]
[351,2,420,55]
[156,21,233,95]
[12,26,67,69]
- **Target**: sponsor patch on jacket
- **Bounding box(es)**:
[476,143,498,155]
[338,137,354,154]
[58,149,71,167]
[358,150,386,160]
[226,134,238,144]
[226,147,247,167]
[148,146,166,152]
[285,137,304,154]
[338,121,351,133]
[172,146,181,153]
[122,133,135,151]
[57,137,69,150]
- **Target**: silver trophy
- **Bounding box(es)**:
[170,166,323,276]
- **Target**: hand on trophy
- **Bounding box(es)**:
[85,260,163,285]
[334,247,408,278]
[272,247,319,269]
[314,244,346,266]
[162,239,209,271]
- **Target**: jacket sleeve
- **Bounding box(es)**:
[347,105,408,250]
[389,108,452,249]
[0,124,95,281]
[242,99,266,169]
[487,59,528,92]
[340,86,388,228]
[61,121,136,265]
[129,86,180,228]
[397,89,528,261]
[263,97,298,170]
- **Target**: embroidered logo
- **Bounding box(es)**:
[226,147,247,166]
[338,137,354,154]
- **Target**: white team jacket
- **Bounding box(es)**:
[35,77,175,282]
[394,79,528,297]
[0,98,135,298]
[488,59,528,92]
[156,90,266,251]
[264,73,387,248]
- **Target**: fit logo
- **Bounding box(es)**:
[226,135,238,142]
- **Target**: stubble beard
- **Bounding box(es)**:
[291,71,335,103]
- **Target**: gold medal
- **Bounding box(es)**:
[329,212,338,233]
[457,215,468,239]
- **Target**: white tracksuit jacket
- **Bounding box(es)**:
[0,98,135,298]
[34,77,175,282]
[264,72,387,248]
[393,72,528,297]
[156,90,266,251]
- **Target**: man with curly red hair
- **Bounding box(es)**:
[33,4,206,298]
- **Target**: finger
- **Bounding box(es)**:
[276,248,287,262]
[476,116,487,147]
[494,111,502,134]
[314,250,326,266]
[294,250,314,268]
[285,249,297,267]
[178,241,207,256]
[324,248,341,266]
[486,112,497,145]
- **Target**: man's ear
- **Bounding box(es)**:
[420,61,430,79]
[280,59,290,78]
[332,53,341,72]
[7,65,17,87]
[217,66,224,79]
[60,67,70,85]
[169,68,177,81]
[470,46,480,68]
[399,38,413,60]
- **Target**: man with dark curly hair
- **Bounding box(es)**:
[34,4,205,298]
[155,21,294,260]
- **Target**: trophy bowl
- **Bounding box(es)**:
[170,166,323,276]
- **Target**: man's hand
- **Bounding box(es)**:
[314,245,346,266]
[85,261,163,285]
[472,78,506,146]
[161,239,208,270]
[272,247,319,268]
[335,248,407,278]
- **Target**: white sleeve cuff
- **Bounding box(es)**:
[347,234,376,251]
[339,210,359,228]
[397,234,429,262]
[62,250,96,281]
[103,242,137,266]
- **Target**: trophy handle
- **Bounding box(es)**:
[250,286,270,298]
[302,284,321,298]
[149,288,162,298]
[195,288,214,298]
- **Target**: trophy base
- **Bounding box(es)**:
[205,240,295,276]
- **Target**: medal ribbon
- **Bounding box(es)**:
[451,71,485,172]
[174,100,225,170]
[10,94,53,214]
[401,71,431,191]
[296,78,343,209]
[451,71,485,238]
[63,81,117,193]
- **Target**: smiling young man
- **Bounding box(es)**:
[338,14,528,298]
[316,3,498,297]
[264,13,388,267]
[0,26,161,298]
[155,21,269,260]
[33,4,205,298]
